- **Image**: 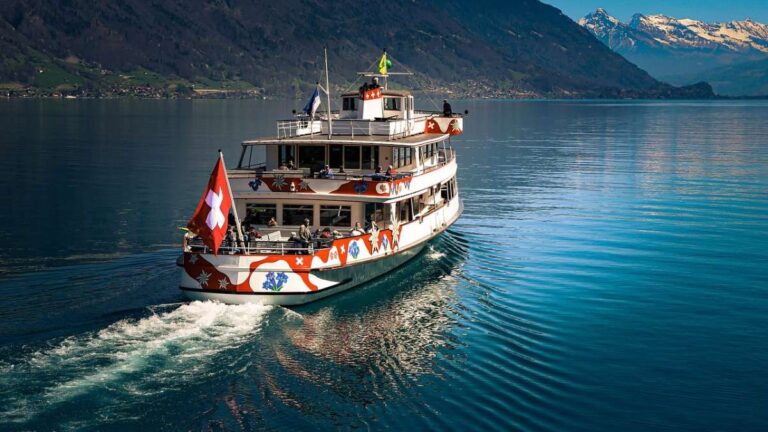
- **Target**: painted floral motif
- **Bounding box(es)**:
[353,180,368,194]
[263,271,289,291]
[349,241,360,259]
[248,177,262,191]
[272,175,286,190]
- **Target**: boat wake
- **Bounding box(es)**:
[0,301,275,426]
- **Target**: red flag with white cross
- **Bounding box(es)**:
[187,156,232,255]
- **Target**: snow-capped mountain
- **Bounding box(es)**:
[579,9,768,78]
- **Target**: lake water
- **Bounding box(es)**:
[1,99,767,431]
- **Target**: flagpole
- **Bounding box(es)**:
[324,47,333,139]
[219,150,245,249]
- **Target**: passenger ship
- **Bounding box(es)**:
[179,56,464,305]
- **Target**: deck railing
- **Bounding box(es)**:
[276,119,323,138]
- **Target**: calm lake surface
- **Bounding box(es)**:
[0,99,767,431]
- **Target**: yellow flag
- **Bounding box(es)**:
[378,52,387,75]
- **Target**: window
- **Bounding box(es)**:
[344,146,361,169]
[278,145,296,167]
[397,200,413,223]
[362,145,378,169]
[343,97,356,111]
[440,177,458,202]
[320,205,352,227]
[393,147,413,168]
[245,203,277,226]
[298,145,325,170]
[329,145,343,168]
[384,97,401,111]
[283,204,314,226]
[365,202,385,223]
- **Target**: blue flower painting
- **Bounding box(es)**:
[354,180,369,194]
[248,178,262,191]
[349,241,360,259]
[262,271,288,291]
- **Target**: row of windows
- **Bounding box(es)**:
[420,143,439,162]
[328,145,378,170]
[441,176,458,202]
[278,144,379,170]
[245,203,352,227]
[392,147,414,168]
[341,97,405,112]
[341,97,403,111]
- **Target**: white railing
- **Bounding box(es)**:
[276,119,322,138]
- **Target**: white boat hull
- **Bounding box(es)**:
[179,197,462,306]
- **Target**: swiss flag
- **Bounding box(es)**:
[187,156,232,255]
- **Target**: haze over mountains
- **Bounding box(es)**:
[0,0,712,98]
[580,8,768,95]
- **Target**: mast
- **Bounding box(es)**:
[219,150,245,249]
[324,47,333,139]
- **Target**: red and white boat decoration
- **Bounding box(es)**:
[179,51,464,305]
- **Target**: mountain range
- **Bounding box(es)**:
[579,9,768,95]
[0,0,712,99]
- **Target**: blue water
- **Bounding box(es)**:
[1,99,767,431]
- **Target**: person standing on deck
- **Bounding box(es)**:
[299,219,313,244]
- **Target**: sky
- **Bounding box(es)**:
[543,0,768,23]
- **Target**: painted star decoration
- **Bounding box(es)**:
[218,278,229,290]
[295,256,304,266]
[299,179,310,191]
[197,270,211,287]
[272,175,286,190]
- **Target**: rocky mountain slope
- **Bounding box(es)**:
[0,0,713,98]
[579,8,768,94]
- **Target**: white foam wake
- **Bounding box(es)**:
[0,301,274,423]
[426,246,446,260]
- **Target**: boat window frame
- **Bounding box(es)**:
[319,205,353,227]
[282,203,315,226]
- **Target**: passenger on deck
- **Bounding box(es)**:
[287,160,295,170]
[278,161,288,170]
[372,165,384,180]
[366,216,379,233]
[319,164,334,179]
[385,165,397,179]
[350,222,364,236]
[268,217,278,227]
[443,99,452,117]
[248,226,262,243]
[225,227,238,253]
[298,218,312,244]
[320,227,332,239]
[372,77,380,89]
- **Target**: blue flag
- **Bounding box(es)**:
[303,88,321,117]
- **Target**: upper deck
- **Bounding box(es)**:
[245,87,463,144]
[231,73,464,203]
